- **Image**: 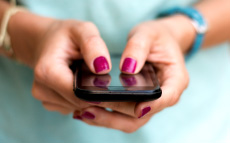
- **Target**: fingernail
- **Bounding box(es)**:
[82,111,95,119]
[93,56,109,73]
[138,106,151,118]
[121,75,137,86]
[86,101,101,104]
[121,57,137,73]
[73,115,82,120]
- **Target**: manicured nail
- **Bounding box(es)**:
[82,111,95,119]
[86,101,101,104]
[93,56,109,73]
[93,77,109,87]
[73,115,82,120]
[121,75,137,86]
[138,106,151,118]
[121,57,137,73]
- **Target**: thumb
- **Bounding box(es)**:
[120,33,151,74]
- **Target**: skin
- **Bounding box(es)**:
[0,0,230,133]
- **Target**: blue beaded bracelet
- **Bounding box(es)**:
[158,7,208,60]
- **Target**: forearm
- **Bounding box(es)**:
[161,0,230,54]
[0,1,10,55]
[8,11,54,66]
[195,0,230,47]
[0,0,54,66]
[0,1,10,21]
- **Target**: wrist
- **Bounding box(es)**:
[159,15,196,54]
[7,10,55,67]
[0,1,10,22]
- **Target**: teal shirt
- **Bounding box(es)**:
[0,0,230,142]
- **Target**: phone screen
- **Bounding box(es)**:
[76,57,159,91]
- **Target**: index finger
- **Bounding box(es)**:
[71,22,111,74]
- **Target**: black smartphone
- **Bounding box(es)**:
[73,56,162,102]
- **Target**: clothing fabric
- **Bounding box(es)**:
[0,0,230,142]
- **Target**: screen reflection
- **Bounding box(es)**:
[80,62,155,89]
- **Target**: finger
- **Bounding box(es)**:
[73,106,150,133]
[135,64,189,118]
[95,102,137,117]
[72,22,111,74]
[120,32,152,74]
[42,102,73,115]
[34,62,90,109]
[32,81,76,110]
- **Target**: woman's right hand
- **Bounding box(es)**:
[8,11,114,114]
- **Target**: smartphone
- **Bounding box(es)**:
[73,56,162,102]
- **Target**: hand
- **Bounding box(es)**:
[9,11,115,114]
[73,15,195,133]
[32,20,116,114]
[9,11,138,116]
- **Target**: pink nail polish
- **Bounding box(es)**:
[93,56,109,73]
[121,58,137,73]
[82,111,95,119]
[138,106,151,118]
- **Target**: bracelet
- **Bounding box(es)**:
[0,1,26,57]
[158,7,208,60]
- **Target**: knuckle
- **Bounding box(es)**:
[83,35,102,48]
[42,102,53,111]
[34,64,48,83]
[184,71,190,88]
[121,120,139,133]
[122,126,138,133]
[65,19,78,25]
[168,89,180,107]
[42,102,69,114]
[127,40,145,50]
[81,21,96,29]
[35,63,59,85]
[32,88,41,100]
[34,65,44,82]
[32,84,44,101]
[31,83,37,96]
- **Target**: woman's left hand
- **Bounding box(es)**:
[73,15,195,133]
